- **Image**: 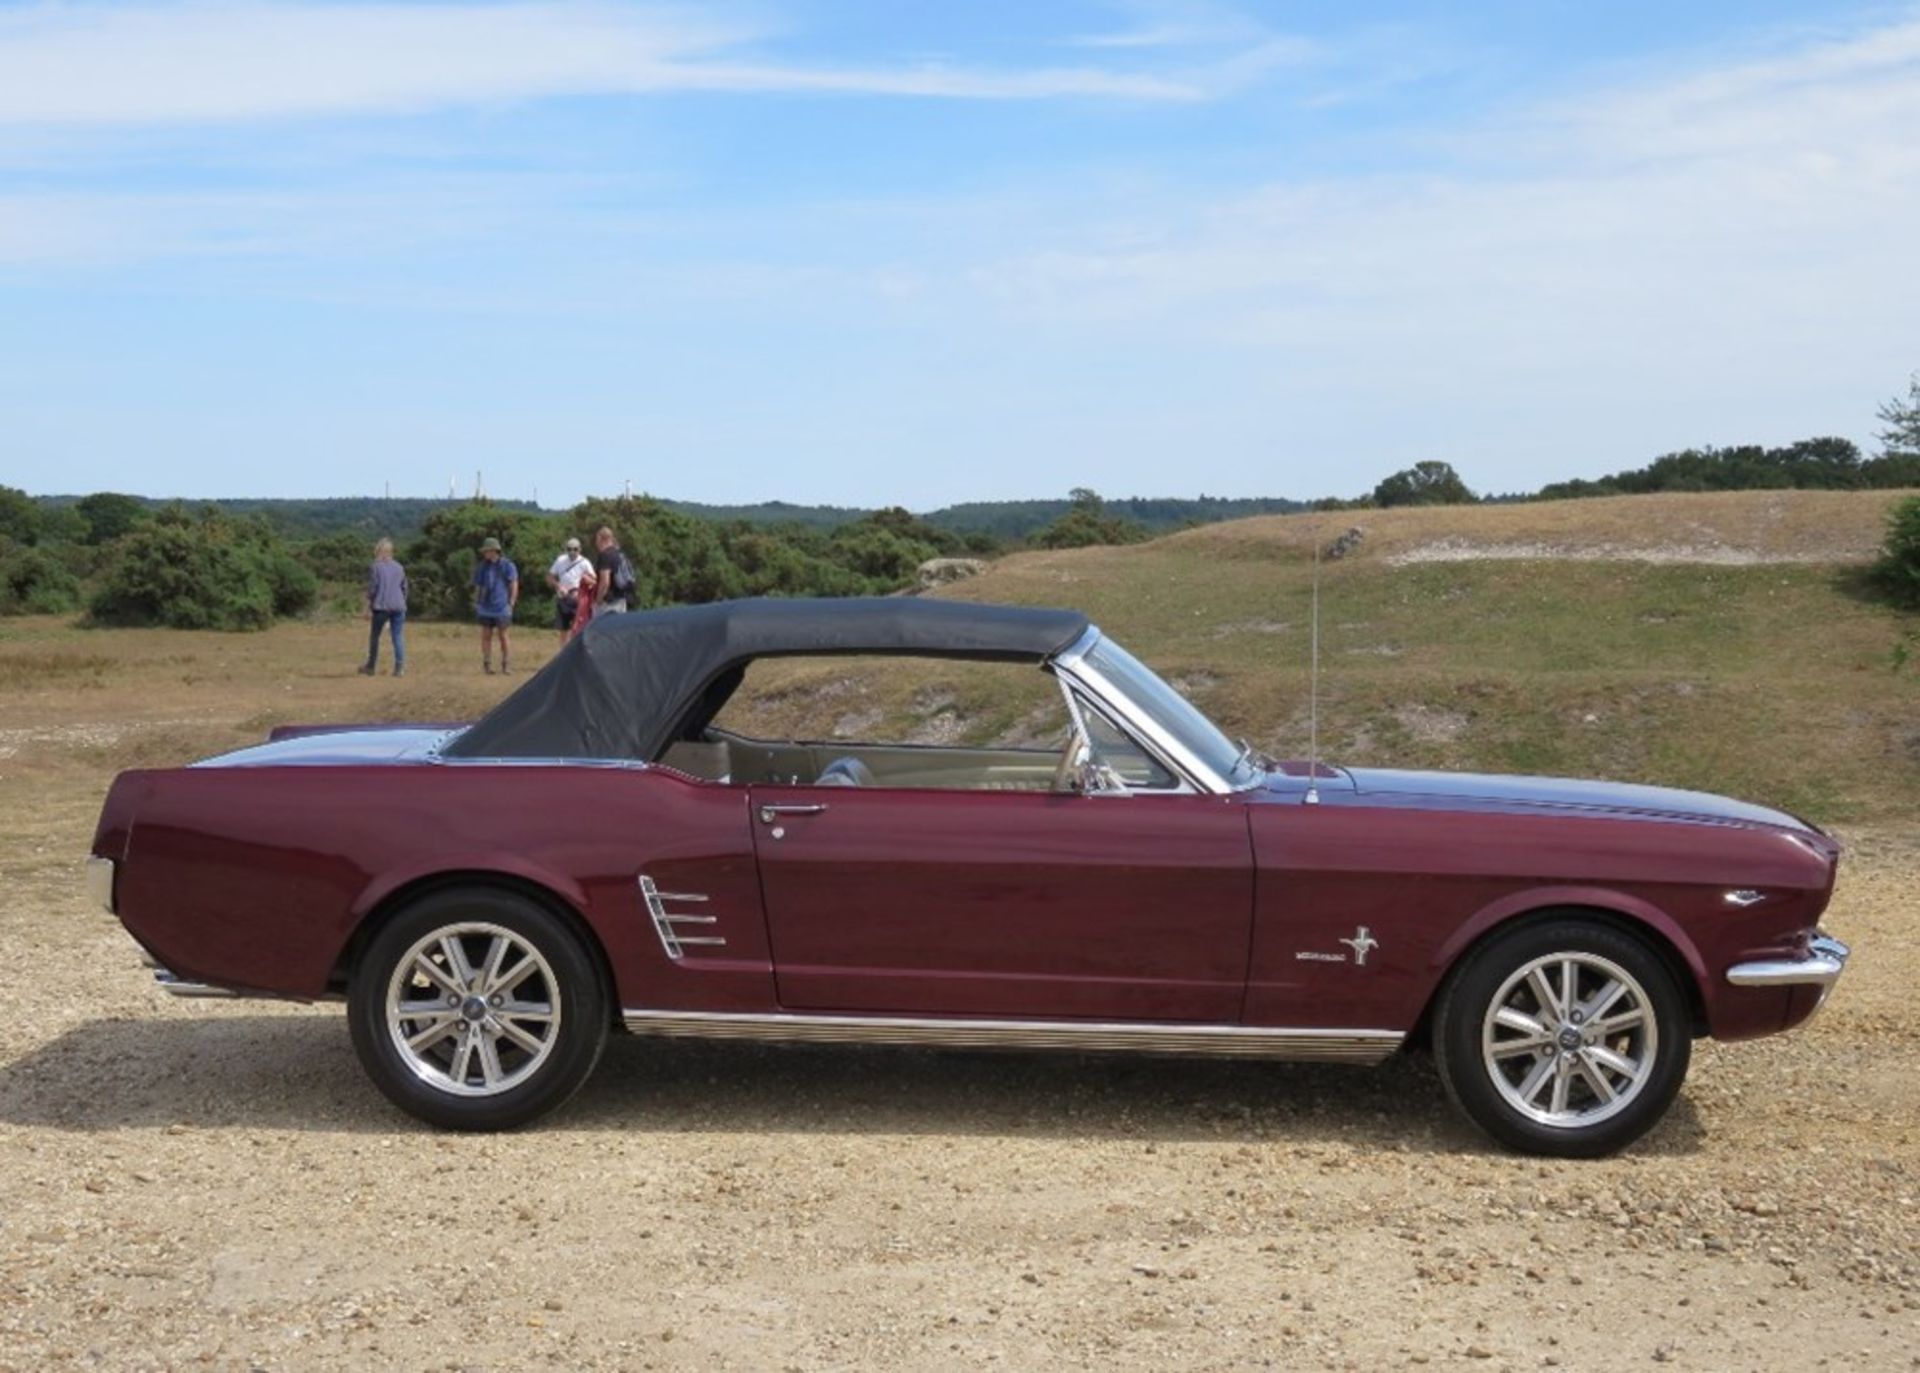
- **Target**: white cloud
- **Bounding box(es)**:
[0,1,1198,128]
[970,20,1920,339]
[1071,0,1272,51]
[936,15,1920,485]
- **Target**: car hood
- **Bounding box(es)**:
[1338,766,1817,833]
[195,725,458,768]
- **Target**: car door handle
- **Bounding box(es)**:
[759,803,828,824]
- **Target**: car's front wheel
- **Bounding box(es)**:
[1433,917,1691,1157]
[348,888,608,1130]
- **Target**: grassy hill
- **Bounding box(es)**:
[0,488,1911,825]
[730,489,1917,823]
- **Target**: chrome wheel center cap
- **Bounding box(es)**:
[1557,1026,1582,1050]
[461,996,488,1022]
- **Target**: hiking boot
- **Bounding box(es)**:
[483,661,494,675]
[392,665,405,677]
[358,664,375,676]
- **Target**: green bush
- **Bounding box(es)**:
[1029,490,1150,549]
[73,492,147,545]
[0,542,84,615]
[1878,495,1920,609]
[265,548,319,618]
[299,530,382,584]
[88,506,317,631]
[0,485,40,546]
[395,495,981,621]
[403,502,566,625]
[1372,461,1477,508]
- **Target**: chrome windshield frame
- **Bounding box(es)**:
[1050,625,1244,796]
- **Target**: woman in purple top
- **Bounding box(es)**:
[360,538,408,677]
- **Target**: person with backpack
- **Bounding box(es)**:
[593,525,636,614]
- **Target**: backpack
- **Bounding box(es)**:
[612,551,637,599]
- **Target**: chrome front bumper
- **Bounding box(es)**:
[1726,933,1850,996]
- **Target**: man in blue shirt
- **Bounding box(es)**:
[472,537,519,675]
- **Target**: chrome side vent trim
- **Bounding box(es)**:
[621,1009,1402,1063]
[638,874,721,960]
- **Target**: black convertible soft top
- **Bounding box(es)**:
[445,596,1090,761]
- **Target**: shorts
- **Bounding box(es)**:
[555,595,578,631]
[477,612,512,629]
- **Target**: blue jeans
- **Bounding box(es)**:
[367,610,406,670]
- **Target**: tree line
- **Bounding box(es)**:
[0,490,1005,629]
[5,375,1916,627]
[1323,376,1920,510]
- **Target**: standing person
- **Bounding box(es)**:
[359,538,408,677]
[567,563,597,643]
[546,537,593,646]
[472,537,519,674]
[593,525,635,615]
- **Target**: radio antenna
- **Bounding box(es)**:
[1305,528,1321,806]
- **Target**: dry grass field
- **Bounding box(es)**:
[0,489,1915,1370]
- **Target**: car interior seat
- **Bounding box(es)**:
[815,756,877,787]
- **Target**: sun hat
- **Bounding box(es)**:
[479,537,502,552]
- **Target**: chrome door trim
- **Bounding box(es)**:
[621,1008,1403,1063]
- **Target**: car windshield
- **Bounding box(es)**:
[1082,636,1259,788]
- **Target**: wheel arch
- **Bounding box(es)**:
[1409,890,1709,1045]
[328,869,619,1024]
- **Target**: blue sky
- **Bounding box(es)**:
[1,2,1916,509]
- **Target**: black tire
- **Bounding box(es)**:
[348,887,609,1130]
[1433,917,1691,1158]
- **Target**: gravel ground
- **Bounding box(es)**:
[0,757,1914,1370]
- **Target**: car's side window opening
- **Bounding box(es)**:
[665,654,1077,792]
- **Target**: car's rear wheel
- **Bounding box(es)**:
[348,888,608,1130]
[1433,918,1690,1157]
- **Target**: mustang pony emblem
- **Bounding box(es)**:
[1341,926,1379,966]
[1295,926,1380,967]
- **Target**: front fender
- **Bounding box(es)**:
[1431,884,1709,992]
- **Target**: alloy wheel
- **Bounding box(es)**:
[1480,950,1657,1129]
[384,922,562,1097]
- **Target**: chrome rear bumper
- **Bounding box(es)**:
[152,968,236,999]
[1726,934,1850,993]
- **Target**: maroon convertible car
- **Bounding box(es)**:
[87,598,1848,1155]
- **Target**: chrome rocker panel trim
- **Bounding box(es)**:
[621,1009,1403,1062]
[1725,933,1850,989]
